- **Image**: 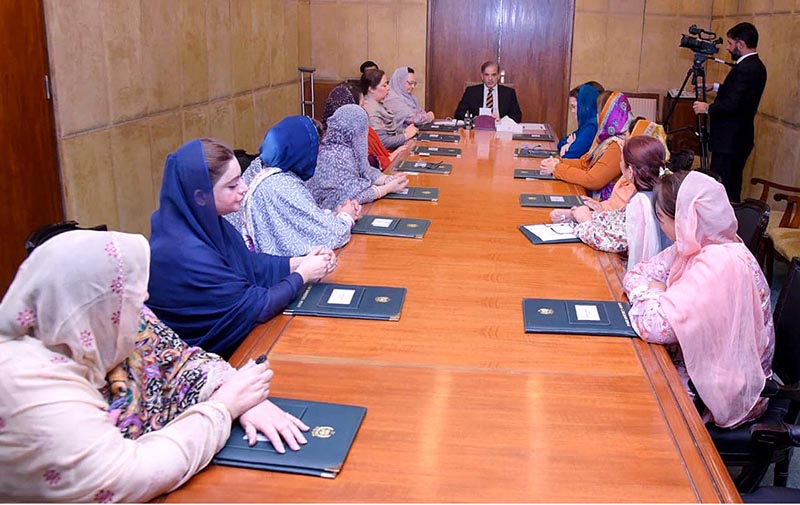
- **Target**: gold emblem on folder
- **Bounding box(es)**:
[527,196,537,201]
[421,190,431,195]
[406,223,418,228]
[311,426,335,439]
[375,296,390,303]
[538,308,555,315]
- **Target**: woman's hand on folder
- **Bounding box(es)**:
[239,400,310,453]
[209,360,273,419]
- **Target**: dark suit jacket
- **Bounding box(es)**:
[454,84,522,123]
[709,54,767,153]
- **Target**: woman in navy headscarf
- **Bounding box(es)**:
[557,82,603,159]
[148,138,336,357]
[225,116,361,256]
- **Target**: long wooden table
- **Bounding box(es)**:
[163,127,739,502]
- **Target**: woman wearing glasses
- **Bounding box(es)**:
[384,66,434,128]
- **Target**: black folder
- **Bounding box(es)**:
[418,123,459,132]
[384,187,439,201]
[284,282,406,321]
[514,168,555,180]
[417,132,460,143]
[213,397,367,478]
[519,194,583,208]
[522,298,638,337]
[413,145,462,157]
[396,160,452,175]
[352,215,430,238]
[512,132,554,142]
[518,224,581,245]
[514,147,559,158]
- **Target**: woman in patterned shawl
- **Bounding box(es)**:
[225,116,361,256]
[306,104,409,210]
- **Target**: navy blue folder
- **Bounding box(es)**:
[397,160,452,175]
[519,194,583,208]
[522,298,638,337]
[384,187,439,201]
[417,132,460,143]
[213,397,367,478]
[518,224,581,245]
[418,123,459,132]
[413,145,462,157]
[352,215,430,238]
[512,132,554,142]
[514,168,556,180]
[284,282,406,321]
[514,147,559,158]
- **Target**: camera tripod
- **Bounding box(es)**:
[663,52,712,172]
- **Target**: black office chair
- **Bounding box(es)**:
[708,257,800,493]
[24,221,108,256]
[741,422,800,502]
[734,198,771,257]
[233,149,258,173]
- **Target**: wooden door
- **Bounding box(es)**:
[426,0,574,135]
[0,0,63,294]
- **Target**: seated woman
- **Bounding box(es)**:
[361,69,418,151]
[383,66,434,128]
[307,104,409,210]
[623,171,774,428]
[557,81,603,159]
[322,82,406,171]
[0,230,306,501]
[225,115,360,256]
[147,138,335,358]
[570,134,673,271]
[539,91,633,200]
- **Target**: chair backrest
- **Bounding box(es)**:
[733,198,771,255]
[24,221,108,256]
[773,257,800,385]
[233,149,258,174]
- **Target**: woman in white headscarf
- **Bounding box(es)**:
[383,66,434,127]
[0,230,300,502]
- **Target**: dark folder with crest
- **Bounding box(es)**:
[283,282,406,321]
[520,193,583,208]
[512,132,554,142]
[384,187,439,201]
[418,123,459,132]
[514,147,559,158]
[213,397,367,478]
[396,160,452,175]
[518,224,581,245]
[417,132,460,143]
[514,168,555,180]
[413,145,462,157]
[352,215,430,238]
[522,298,638,337]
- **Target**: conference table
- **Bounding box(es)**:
[162,125,739,502]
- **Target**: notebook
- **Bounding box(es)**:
[518,223,580,244]
[412,145,462,157]
[284,282,406,321]
[514,168,556,180]
[396,160,452,175]
[383,187,439,201]
[522,298,637,337]
[512,132,554,142]
[352,215,430,238]
[417,133,460,143]
[418,123,459,132]
[514,147,559,158]
[519,194,583,208]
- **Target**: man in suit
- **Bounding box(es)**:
[693,22,767,202]
[454,61,522,123]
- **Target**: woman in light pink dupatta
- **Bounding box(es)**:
[623,170,774,428]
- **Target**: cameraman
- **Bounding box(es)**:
[692,22,767,202]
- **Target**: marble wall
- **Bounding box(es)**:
[44,0,311,235]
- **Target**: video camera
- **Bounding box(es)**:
[679,25,723,55]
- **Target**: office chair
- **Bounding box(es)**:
[733,198,771,256]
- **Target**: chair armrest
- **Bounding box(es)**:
[762,378,800,401]
[751,177,800,202]
[751,422,800,448]
[774,194,800,228]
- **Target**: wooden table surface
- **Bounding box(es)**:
[162,128,739,503]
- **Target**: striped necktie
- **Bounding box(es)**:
[486,87,494,111]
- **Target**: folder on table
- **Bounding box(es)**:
[412,145,462,157]
[514,168,555,180]
[514,147,559,158]
[213,397,367,478]
[418,123,459,132]
[396,160,452,175]
[518,223,581,244]
[353,215,430,238]
[384,187,439,201]
[512,132,554,142]
[417,132,460,143]
[284,282,406,321]
[519,194,583,208]
[522,298,638,337]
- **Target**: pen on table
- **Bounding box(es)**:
[431,161,444,170]
[255,353,268,365]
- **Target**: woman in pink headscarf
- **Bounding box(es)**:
[623,170,774,428]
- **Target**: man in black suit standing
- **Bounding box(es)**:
[454,61,522,123]
[693,22,767,202]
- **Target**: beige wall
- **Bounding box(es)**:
[44,0,311,236]
[308,0,428,106]
[709,2,800,196]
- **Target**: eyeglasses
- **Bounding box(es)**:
[406,80,417,87]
